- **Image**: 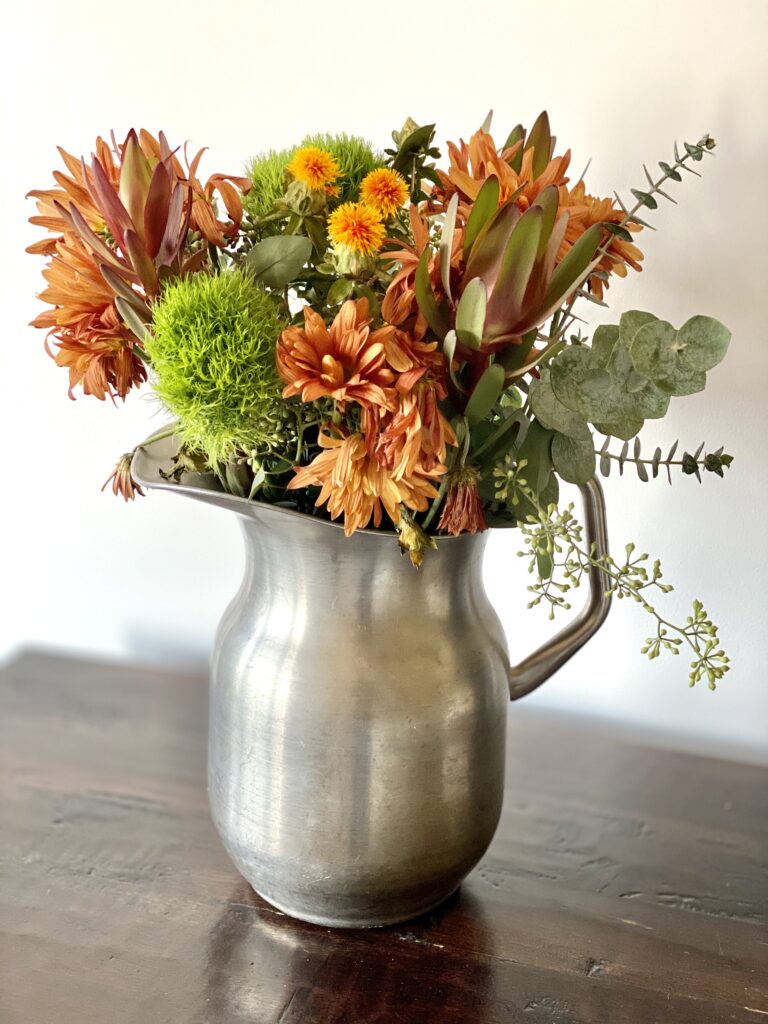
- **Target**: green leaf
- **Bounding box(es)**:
[550,346,614,419]
[439,192,459,301]
[473,408,526,466]
[603,222,634,243]
[414,248,449,338]
[498,328,538,372]
[656,367,707,397]
[525,111,552,179]
[659,161,682,182]
[463,176,500,259]
[631,188,658,209]
[326,278,355,305]
[542,223,603,311]
[391,123,435,173]
[552,431,596,485]
[516,419,554,497]
[629,318,711,397]
[529,368,591,440]
[115,295,149,342]
[463,200,520,286]
[504,124,525,171]
[455,277,486,349]
[443,330,466,394]
[532,185,560,259]
[591,324,620,367]
[537,547,554,580]
[485,207,543,336]
[594,418,644,441]
[352,282,380,317]
[676,315,731,372]
[618,310,658,348]
[464,363,505,425]
[246,235,312,288]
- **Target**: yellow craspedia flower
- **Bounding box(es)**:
[360,168,409,219]
[286,146,341,190]
[327,202,385,255]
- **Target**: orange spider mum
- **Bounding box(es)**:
[327,202,385,255]
[381,205,462,330]
[430,129,571,223]
[32,237,145,400]
[286,146,340,191]
[374,383,455,483]
[26,137,120,257]
[558,181,644,299]
[277,298,397,408]
[360,168,409,219]
[288,428,441,536]
[438,467,487,535]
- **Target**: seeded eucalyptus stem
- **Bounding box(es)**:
[494,463,729,689]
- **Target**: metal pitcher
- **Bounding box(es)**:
[133,434,610,927]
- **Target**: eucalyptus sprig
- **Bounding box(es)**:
[597,437,733,483]
[495,462,729,689]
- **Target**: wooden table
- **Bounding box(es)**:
[1,651,765,1023]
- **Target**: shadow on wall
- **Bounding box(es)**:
[121,625,212,673]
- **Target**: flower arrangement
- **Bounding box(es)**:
[27,114,733,687]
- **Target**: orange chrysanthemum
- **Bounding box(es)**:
[557,182,644,299]
[286,146,341,190]
[360,168,409,219]
[32,237,145,400]
[381,205,462,330]
[430,129,571,222]
[288,427,442,537]
[438,468,487,535]
[327,202,385,255]
[277,298,397,408]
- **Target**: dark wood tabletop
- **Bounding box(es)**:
[1,650,766,1024]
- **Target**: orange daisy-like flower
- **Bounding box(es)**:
[557,182,644,300]
[288,427,442,537]
[286,146,340,191]
[381,205,463,331]
[277,297,397,408]
[32,237,146,400]
[327,202,385,255]
[360,168,409,219]
[430,129,571,223]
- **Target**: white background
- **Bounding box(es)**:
[1,0,766,762]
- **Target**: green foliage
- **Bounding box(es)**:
[245,235,312,288]
[146,270,290,465]
[597,436,733,484]
[243,133,383,223]
[544,311,730,444]
[384,119,441,203]
[510,485,729,689]
[613,134,716,229]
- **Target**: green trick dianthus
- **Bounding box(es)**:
[244,133,384,222]
[147,271,290,465]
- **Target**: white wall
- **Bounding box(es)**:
[2,0,766,762]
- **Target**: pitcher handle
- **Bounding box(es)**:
[508,477,612,701]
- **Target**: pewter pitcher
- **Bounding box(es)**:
[133,435,610,928]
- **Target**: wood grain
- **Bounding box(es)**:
[1,650,766,1023]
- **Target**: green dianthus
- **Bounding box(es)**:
[244,132,384,222]
[147,271,290,465]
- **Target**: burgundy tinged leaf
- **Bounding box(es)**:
[143,162,172,260]
[123,228,159,295]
